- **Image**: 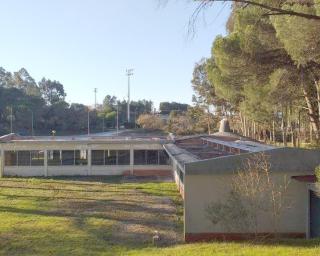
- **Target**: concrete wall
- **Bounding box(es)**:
[184,172,309,241]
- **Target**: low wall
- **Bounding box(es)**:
[4,165,172,177]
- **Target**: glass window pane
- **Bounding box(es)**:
[105,150,117,165]
[48,150,61,166]
[118,150,130,165]
[4,151,17,166]
[134,150,146,165]
[31,151,44,166]
[18,151,31,166]
[159,150,170,165]
[146,150,158,165]
[62,150,75,165]
[75,150,87,165]
[91,150,104,165]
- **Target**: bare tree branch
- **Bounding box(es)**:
[198,0,320,20]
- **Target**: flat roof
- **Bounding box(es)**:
[164,134,279,173]
[0,130,171,144]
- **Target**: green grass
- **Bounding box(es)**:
[0,177,319,256]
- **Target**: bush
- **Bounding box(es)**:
[136,114,165,130]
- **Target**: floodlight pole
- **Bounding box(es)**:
[94,88,97,109]
[126,69,134,123]
[87,108,90,135]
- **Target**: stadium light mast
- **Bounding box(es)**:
[126,68,134,123]
[94,88,97,109]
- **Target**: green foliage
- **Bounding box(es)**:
[271,3,320,66]
[315,165,320,182]
[159,102,189,115]
[202,1,320,141]
[0,67,154,135]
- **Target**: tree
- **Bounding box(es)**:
[192,58,231,116]
[159,102,189,115]
[204,2,320,143]
[136,114,165,130]
[39,78,66,105]
[190,1,320,22]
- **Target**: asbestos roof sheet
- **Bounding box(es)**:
[163,143,198,169]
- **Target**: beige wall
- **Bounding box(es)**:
[184,172,309,235]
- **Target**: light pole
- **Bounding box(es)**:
[87,108,90,135]
[94,88,97,109]
[31,111,34,136]
[126,68,134,123]
[10,106,13,134]
[116,103,119,135]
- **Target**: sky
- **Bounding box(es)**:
[0,0,231,109]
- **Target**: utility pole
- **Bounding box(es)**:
[87,108,90,135]
[31,111,34,136]
[116,103,119,135]
[10,106,13,134]
[126,68,134,123]
[94,88,97,109]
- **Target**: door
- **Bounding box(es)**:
[310,190,320,238]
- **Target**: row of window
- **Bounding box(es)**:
[4,150,170,166]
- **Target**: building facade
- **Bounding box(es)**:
[0,133,172,177]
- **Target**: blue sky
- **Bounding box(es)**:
[0,0,230,109]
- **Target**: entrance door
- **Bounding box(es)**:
[310,190,320,238]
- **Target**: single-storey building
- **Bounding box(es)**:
[165,127,320,242]
[0,133,172,177]
[0,122,320,242]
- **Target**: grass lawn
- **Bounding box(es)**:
[0,176,319,256]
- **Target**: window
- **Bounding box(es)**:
[91,150,104,165]
[48,150,61,166]
[134,150,169,165]
[118,150,130,165]
[105,150,117,165]
[146,150,158,165]
[31,151,44,166]
[134,150,147,165]
[4,151,17,166]
[61,150,75,165]
[75,150,87,165]
[18,151,31,166]
[159,150,170,165]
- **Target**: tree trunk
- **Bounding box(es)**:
[272,120,276,144]
[301,70,320,140]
